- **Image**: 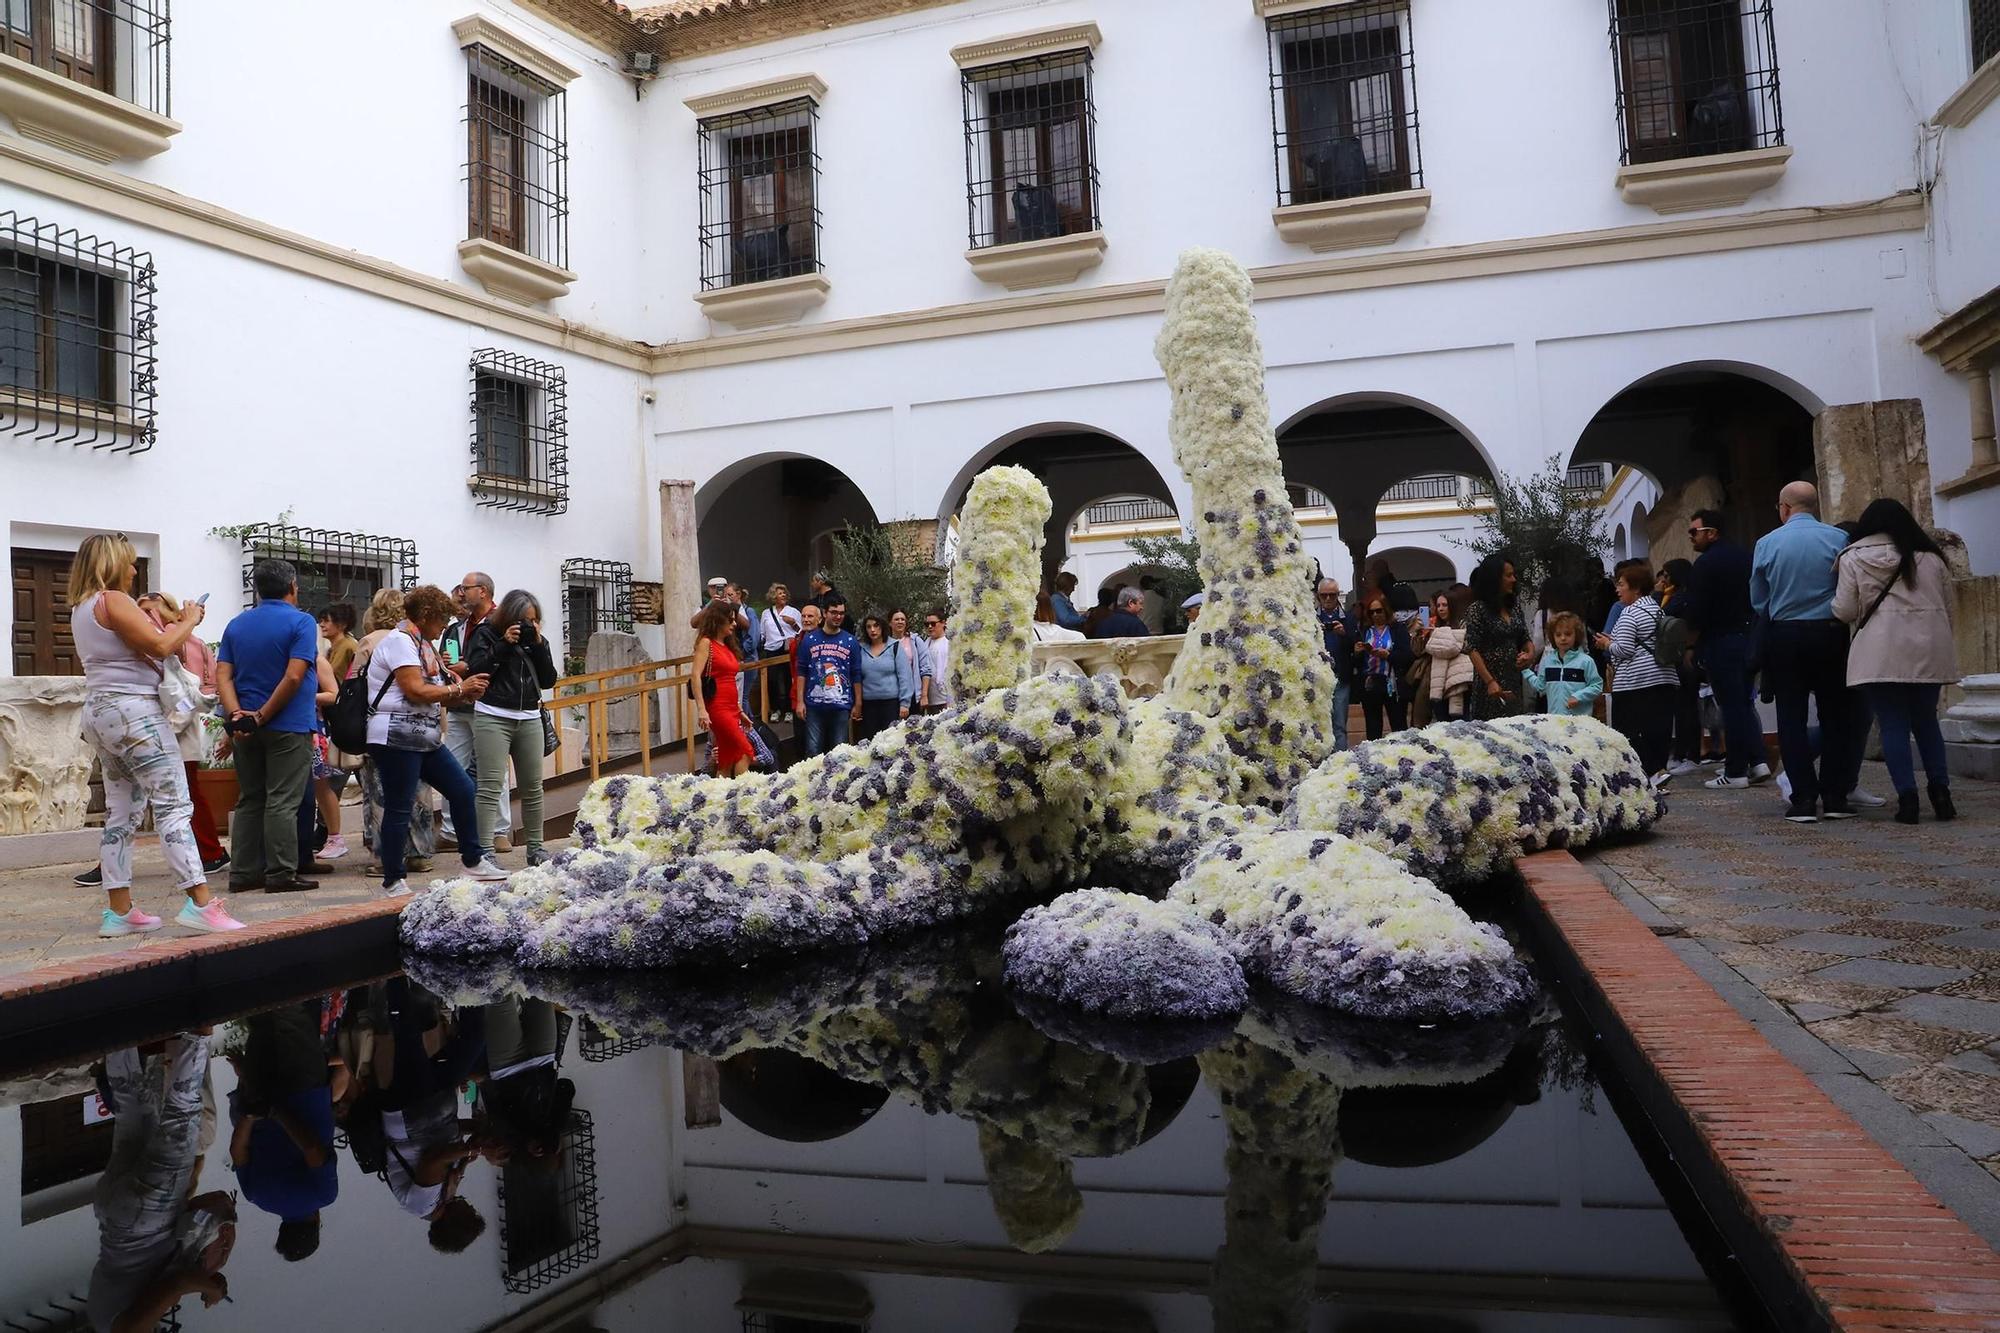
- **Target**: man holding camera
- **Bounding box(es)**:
[217,558,320,892]
[438,571,510,852]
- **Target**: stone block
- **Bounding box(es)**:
[1814,398,1932,529]
[1818,957,1975,990]
[0,676,93,835]
[584,630,662,761]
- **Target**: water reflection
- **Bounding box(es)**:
[0,928,1747,1332]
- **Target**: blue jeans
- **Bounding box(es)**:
[1862,683,1948,796]
[369,745,484,888]
[802,706,850,758]
[1698,632,1763,778]
[1329,677,1351,751]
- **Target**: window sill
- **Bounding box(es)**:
[456,237,576,305]
[0,52,179,162]
[964,230,1108,290]
[1937,460,2000,499]
[1,389,149,443]
[1934,52,2000,129]
[1271,189,1431,253]
[692,271,830,330]
[468,473,566,508]
[1615,145,1792,215]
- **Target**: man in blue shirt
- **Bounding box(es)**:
[1751,483,1856,823]
[229,1001,337,1262]
[217,558,320,891]
[1316,577,1358,751]
[794,598,860,758]
[1683,509,1771,788]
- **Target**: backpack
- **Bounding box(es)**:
[326,647,395,753]
[1645,602,1691,670]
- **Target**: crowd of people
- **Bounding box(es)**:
[1311,485,1961,826]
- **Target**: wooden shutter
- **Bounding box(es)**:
[470,76,526,251]
[1622,29,1684,156]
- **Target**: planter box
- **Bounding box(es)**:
[194,768,239,823]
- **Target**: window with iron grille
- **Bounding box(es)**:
[469,348,567,513]
[962,52,1099,249]
[236,525,418,614]
[464,44,568,267]
[578,1017,650,1062]
[698,98,821,289]
[1608,0,1783,165]
[561,557,633,673]
[1,0,171,114]
[1267,3,1421,206]
[1975,0,2000,68]
[1,211,156,453]
[498,1108,600,1294]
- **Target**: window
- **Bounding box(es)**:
[697,98,821,289]
[470,348,568,513]
[561,557,633,673]
[498,1109,600,1294]
[1976,0,2000,68]
[961,52,1099,249]
[236,525,418,613]
[464,44,568,267]
[1608,0,1783,164]
[1267,2,1421,205]
[0,211,156,453]
[1,0,170,113]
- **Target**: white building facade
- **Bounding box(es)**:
[3,0,1998,677]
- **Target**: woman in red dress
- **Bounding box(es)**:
[693,599,754,777]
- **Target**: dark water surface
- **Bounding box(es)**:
[0,924,1760,1332]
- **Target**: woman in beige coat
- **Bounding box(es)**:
[1419,586,1477,721]
[1832,499,1956,825]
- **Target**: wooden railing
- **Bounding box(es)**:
[545,651,794,782]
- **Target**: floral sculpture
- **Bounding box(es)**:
[404,247,1660,1032]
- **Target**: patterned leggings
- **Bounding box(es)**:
[81,690,206,892]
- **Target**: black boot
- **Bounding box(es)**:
[1929,783,1957,822]
[1895,791,1920,825]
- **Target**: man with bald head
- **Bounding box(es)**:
[1752,482,1857,823]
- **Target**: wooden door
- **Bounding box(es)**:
[11,546,77,675]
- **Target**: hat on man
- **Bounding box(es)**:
[1181,592,1205,611]
[706,576,728,590]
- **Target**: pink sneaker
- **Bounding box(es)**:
[175,896,246,933]
[99,906,163,938]
[321,834,350,860]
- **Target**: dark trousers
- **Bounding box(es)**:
[802,706,850,758]
[1359,674,1406,740]
[1864,683,1948,796]
[370,744,483,888]
[762,658,792,717]
[1698,632,1764,777]
[1672,666,1702,762]
[1764,620,1856,808]
[1429,690,1471,723]
[381,978,486,1113]
[856,698,901,743]
[1613,683,1677,775]
[230,729,312,883]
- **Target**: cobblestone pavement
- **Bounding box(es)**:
[1586,761,2000,1202]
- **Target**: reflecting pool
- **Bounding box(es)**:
[0,924,1761,1332]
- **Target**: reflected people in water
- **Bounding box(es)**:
[370,977,498,1253]
[89,1031,236,1332]
[227,997,340,1261]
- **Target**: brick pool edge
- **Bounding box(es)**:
[1516,849,2000,1331]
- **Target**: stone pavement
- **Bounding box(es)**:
[1585,761,2000,1241]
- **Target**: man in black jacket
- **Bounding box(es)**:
[1681,510,1771,788]
[1316,577,1358,751]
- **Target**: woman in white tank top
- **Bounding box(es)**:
[68,534,244,938]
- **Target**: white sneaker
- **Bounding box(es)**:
[1847,788,1887,809]
[380,879,413,898]
[468,858,510,882]
[1705,774,1752,790]
[1776,771,1794,801]
[1648,770,1673,792]
[1748,763,1774,784]
[1667,759,1702,776]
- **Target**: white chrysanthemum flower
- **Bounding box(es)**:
[952,464,1047,700]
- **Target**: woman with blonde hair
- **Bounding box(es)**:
[68,533,244,936]
[354,588,435,875]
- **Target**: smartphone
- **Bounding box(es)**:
[195,593,210,606]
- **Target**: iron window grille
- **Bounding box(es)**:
[1608,0,1783,165]
[578,1016,650,1062]
[469,348,568,513]
[697,97,821,289]
[1976,0,2000,68]
[962,51,1099,249]
[561,557,634,673]
[1267,2,1422,206]
[1,211,156,453]
[465,44,569,268]
[2,0,171,114]
[498,1108,600,1294]
[236,524,419,613]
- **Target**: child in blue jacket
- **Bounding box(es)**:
[1523,612,1604,716]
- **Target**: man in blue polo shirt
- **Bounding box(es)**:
[217,558,320,892]
[794,598,859,758]
[1751,482,1855,824]
[229,1000,337,1263]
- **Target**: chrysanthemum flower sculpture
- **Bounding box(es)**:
[404,246,1660,1034]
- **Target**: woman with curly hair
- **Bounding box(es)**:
[1463,552,1535,719]
[693,597,754,778]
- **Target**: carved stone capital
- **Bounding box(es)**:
[0,676,94,835]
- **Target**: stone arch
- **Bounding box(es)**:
[1628,501,1651,558]
[695,455,881,608]
[1614,523,1628,560]
[717,1050,890,1143]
